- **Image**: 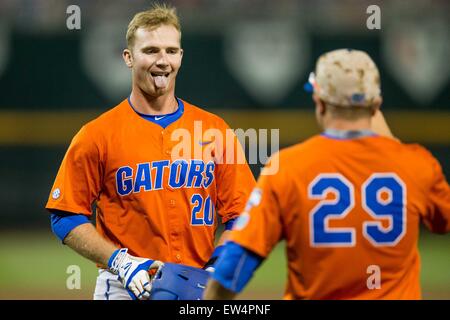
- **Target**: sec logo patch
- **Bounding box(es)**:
[233,212,250,231]
[52,188,61,200]
[245,188,262,211]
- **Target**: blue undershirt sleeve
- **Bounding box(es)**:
[224,218,236,231]
[50,211,90,243]
[211,241,263,293]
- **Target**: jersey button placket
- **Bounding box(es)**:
[161,129,172,157]
[163,128,180,263]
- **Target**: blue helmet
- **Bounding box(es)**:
[150,262,210,300]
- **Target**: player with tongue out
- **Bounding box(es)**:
[123,20,182,116]
[153,73,168,89]
[46,4,255,300]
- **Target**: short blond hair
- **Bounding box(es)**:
[126,3,181,49]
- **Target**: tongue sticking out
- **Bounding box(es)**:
[154,75,168,88]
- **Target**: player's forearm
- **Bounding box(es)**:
[204,279,237,300]
[63,223,117,267]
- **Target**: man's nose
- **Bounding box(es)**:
[155,52,169,67]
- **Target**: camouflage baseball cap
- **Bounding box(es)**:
[307,49,381,107]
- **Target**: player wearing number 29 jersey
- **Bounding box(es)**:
[204,49,450,300]
[227,134,449,299]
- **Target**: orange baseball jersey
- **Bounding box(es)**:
[229,134,450,299]
[46,98,255,268]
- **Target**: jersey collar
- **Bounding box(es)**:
[322,128,377,140]
[127,96,185,129]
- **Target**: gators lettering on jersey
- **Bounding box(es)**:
[116,160,216,195]
[46,98,256,268]
[229,134,450,299]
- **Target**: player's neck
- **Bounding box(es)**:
[324,118,372,131]
[129,89,178,116]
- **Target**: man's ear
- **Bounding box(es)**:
[370,96,382,116]
[123,48,133,68]
[313,94,326,115]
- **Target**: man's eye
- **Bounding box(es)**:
[167,49,178,54]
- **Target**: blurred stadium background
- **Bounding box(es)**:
[0,0,448,299]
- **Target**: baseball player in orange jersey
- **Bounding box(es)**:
[45,4,255,300]
[204,49,450,300]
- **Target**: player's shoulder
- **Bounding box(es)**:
[86,99,127,126]
[363,137,441,179]
[181,99,229,128]
[401,142,434,158]
[81,99,128,133]
[400,142,442,170]
[69,99,128,147]
[265,135,323,174]
[279,135,326,158]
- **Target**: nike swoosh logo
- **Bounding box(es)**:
[155,116,166,120]
[198,140,214,146]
